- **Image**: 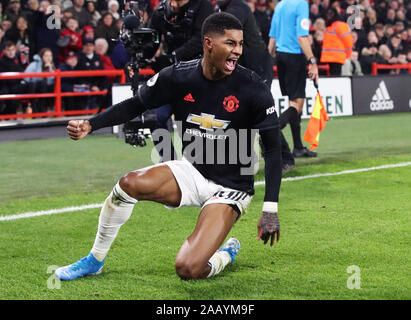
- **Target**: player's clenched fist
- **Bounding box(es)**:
[67,120,92,140]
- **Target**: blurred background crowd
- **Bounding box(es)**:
[0,0,410,114]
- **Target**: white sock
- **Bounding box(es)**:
[207,251,232,278]
[90,182,137,262]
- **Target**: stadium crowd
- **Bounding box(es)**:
[0,0,410,114]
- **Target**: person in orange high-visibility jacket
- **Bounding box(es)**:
[320,8,353,75]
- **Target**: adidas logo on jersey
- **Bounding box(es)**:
[370,81,394,111]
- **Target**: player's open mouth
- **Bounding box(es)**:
[225,58,238,72]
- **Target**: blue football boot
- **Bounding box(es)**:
[55,253,104,281]
[218,237,241,263]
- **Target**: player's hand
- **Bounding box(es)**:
[67,120,91,140]
[257,211,280,247]
[308,63,319,83]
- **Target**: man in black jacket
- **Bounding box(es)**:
[216,0,294,173]
[143,0,214,161]
[77,39,108,109]
[0,41,28,114]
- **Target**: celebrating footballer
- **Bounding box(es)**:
[57,12,282,281]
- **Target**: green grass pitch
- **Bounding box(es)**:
[0,113,410,300]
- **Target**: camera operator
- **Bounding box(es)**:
[143,0,214,161]
[145,0,214,72]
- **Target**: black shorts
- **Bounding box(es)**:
[276,52,307,99]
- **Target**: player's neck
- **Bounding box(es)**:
[201,58,227,81]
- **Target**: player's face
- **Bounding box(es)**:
[208,29,243,76]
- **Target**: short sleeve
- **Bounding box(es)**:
[269,9,279,39]
[296,1,309,38]
[138,65,176,109]
[251,81,279,131]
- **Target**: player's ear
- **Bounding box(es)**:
[203,36,213,51]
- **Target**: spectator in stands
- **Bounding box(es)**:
[364,8,378,33]
[407,1,411,22]
[388,32,404,57]
[320,8,353,75]
[395,21,405,32]
[384,23,395,39]
[378,43,393,63]
[359,42,387,74]
[367,30,379,46]
[25,0,39,31]
[69,0,93,28]
[77,38,107,109]
[95,37,114,109]
[31,1,60,65]
[255,0,272,45]
[312,17,326,31]
[395,9,407,25]
[62,8,74,28]
[0,41,27,114]
[342,50,363,76]
[59,51,87,110]
[81,25,95,42]
[57,17,83,63]
[375,23,388,45]
[24,47,55,112]
[95,37,114,70]
[310,3,320,23]
[5,0,27,24]
[94,12,118,56]
[246,0,271,46]
[396,51,409,73]
[389,0,399,11]
[386,8,396,25]
[4,16,34,66]
[351,31,362,56]
[312,29,323,63]
[399,29,409,49]
[86,0,101,27]
[319,0,330,19]
[1,19,12,33]
[375,0,388,23]
[108,0,120,20]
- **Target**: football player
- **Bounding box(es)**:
[56,12,282,281]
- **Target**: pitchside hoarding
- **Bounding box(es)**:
[113,77,354,120]
[270,77,353,119]
[351,75,411,115]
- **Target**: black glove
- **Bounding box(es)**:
[152,54,175,73]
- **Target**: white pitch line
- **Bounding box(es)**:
[2,161,411,222]
[254,161,411,186]
[0,203,103,222]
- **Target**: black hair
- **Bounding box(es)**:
[201,12,243,39]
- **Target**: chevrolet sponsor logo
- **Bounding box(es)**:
[186,113,230,131]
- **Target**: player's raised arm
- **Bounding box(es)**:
[67,65,177,140]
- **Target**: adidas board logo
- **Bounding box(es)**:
[370,81,394,111]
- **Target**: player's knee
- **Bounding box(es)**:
[119,171,148,199]
[175,259,203,280]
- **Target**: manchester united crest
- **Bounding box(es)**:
[223,95,239,112]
